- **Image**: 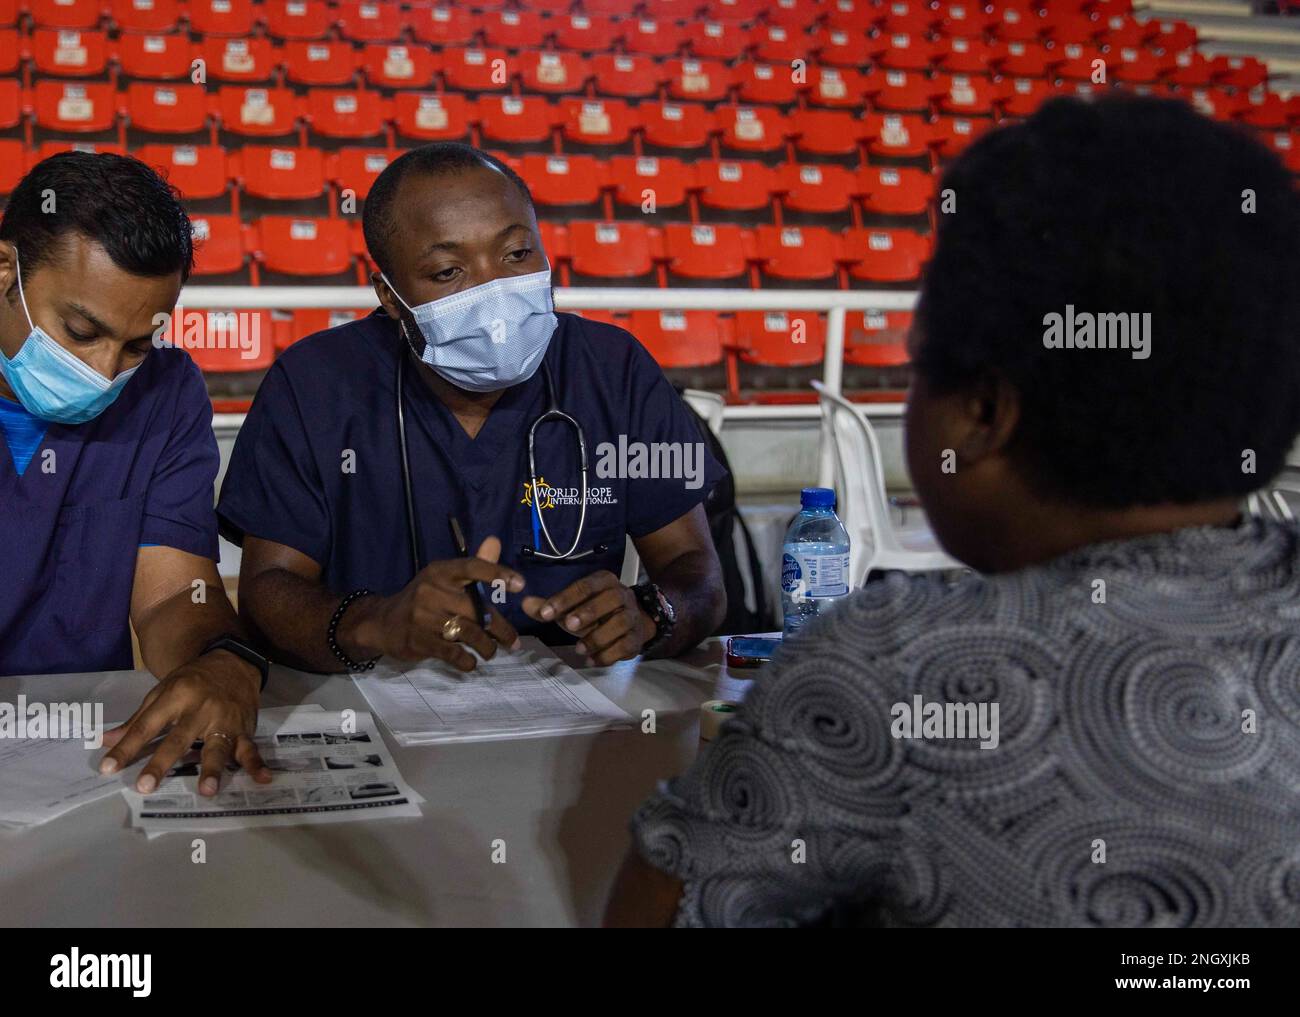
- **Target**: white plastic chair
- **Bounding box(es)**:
[618,389,726,586]
[812,380,961,586]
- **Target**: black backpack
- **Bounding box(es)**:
[678,392,771,635]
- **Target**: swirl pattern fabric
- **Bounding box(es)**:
[631,518,1300,927]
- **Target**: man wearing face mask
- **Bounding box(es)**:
[219,143,727,673]
[0,152,272,797]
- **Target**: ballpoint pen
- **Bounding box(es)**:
[448,515,494,632]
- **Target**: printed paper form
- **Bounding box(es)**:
[353,637,634,745]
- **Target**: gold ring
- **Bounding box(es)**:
[204,731,235,746]
[441,616,463,642]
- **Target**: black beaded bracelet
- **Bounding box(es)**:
[327,589,380,672]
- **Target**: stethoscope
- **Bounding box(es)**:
[395,344,606,578]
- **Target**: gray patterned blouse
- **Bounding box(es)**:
[631,518,1300,927]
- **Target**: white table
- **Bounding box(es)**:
[0,641,754,927]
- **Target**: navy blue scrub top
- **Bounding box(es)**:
[0,349,220,677]
[217,310,725,643]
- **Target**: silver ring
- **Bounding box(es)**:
[204,731,235,747]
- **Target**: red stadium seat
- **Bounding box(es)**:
[1263,131,1300,175]
[845,310,913,367]
[627,311,724,369]
[1237,91,1289,130]
[767,0,822,31]
[36,140,125,158]
[188,0,256,38]
[715,105,790,156]
[1044,10,1101,45]
[1099,13,1155,49]
[335,1,405,43]
[735,62,800,106]
[408,5,476,47]
[441,48,512,93]
[554,14,620,53]
[1053,42,1105,82]
[992,4,1045,42]
[753,225,840,282]
[136,143,229,200]
[705,0,766,20]
[477,94,558,146]
[623,18,688,59]
[126,82,209,135]
[997,76,1058,118]
[663,58,733,104]
[814,27,871,69]
[1153,20,1198,54]
[190,214,248,275]
[1211,55,1268,91]
[559,97,635,147]
[608,155,691,210]
[638,101,715,151]
[216,86,300,138]
[303,88,386,139]
[517,50,591,95]
[361,44,438,89]
[842,227,931,282]
[589,53,662,99]
[0,29,16,75]
[662,222,749,280]
[30,0,100,30]
[200,36,276,83]
[392,92,471,142]
[481,9,546,49]
[935,36,995,75]
[875,32,941,73]
[775,162,856,215]
[806,66,866,110]
[865,68,943,112]
[752,24,806,66]
[935,74,998,116]
[790,108,866,158]
[1110,46,1162,85]
[517,153,603,207]
[734,310,826,367]
[285,308,371,349]
[0,78,18,129]
[255,216,356,276]
[237,146,327,201]
[879,0,939,35]
[175,309,276,373]
[112,0,180,33]
[858,166,935,216]
[826,0,883,32]
[0,139,25,194]
[262,0,332,41]
[939,2,997,36]
[32,28,110,77]
[118,32,193,80]
[696,159,777,214]
[327,146,394,200]
[1161,50,1214,88]
[992,39,1056,78]
[567,221,656,279]
[862,112,932,158]
[284,41,357,87]
[34,81,117,133]
[929,115,992,158]
[687,20,751,61]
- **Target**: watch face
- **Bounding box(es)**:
[657,589,677,624]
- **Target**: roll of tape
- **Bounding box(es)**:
[699,699,739,743]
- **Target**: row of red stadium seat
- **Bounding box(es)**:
[184,305,916,384]
[145,213,938,283]
[0,0,1153,43]
[5,78,1297,142]
[0,32,1268,94]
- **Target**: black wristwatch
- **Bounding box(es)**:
[632,581,677,653]
[199,634,270,691]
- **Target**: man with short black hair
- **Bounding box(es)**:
[0,152,271,796]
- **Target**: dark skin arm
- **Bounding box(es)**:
[100,547,272,796]
[604,851,685,928]
[521,504,726,666]
[237,534,524,674]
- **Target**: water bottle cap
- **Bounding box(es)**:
[800,487,836,510]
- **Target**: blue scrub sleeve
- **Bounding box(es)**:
[216,361,331,565]
[139,357,221,559]
[622,343,727,539]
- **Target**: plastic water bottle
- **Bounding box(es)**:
[781,487,852,637]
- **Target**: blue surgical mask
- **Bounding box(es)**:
[0,254,138,424]
[383,267,557,393]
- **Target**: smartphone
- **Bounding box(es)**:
[726,635,782,668]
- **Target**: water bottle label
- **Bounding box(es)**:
[789,553,849,598]
[780,553,801,592]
